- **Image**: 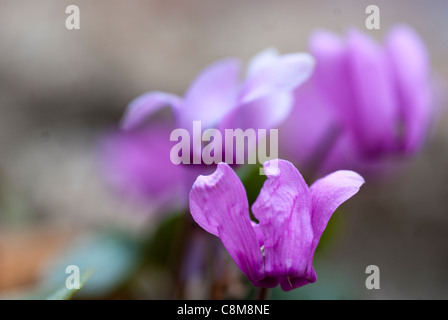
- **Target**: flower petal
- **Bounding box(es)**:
[346,29,399,157]
[98,125,186,209]
[216,51,314,132]
[181,58,241,130]
[309,170,365,251]
[252,160,314,281]
[279,81,340,172]
[120,91,182,131]
[246,48,279,78]
[189,163,264,282]
[219,91,293,131]
[308,30,353,126]
[239,52,315,104]
[251,221,264,248]
[279,271,317,291]
[386,25,433,154]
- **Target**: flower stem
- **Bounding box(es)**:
[171,212,195,299]
[256,287,270,300]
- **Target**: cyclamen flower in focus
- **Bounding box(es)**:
[189,159,364,291]
[280,25,436,176]
[100,49,314,210]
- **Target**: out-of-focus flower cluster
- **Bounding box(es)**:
[98,25,439,293]
[280,25,436,176]
[101,25,436,209]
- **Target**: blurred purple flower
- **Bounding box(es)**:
[189,159,364,291]
[280,25,437,176]
[121,49,314,133]
[98,125,188,209]
[100,49,314,210]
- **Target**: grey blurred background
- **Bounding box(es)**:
[0,0,447,299]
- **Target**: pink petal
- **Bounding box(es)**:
[346,29,399,157]
[181,58,241,130]
[308,30,353,126]
[252,160,314,281]
[386,25,433,154]
[246,48,280,79]
[219,91,293,131]
[310,170,365,251]
[189,163,265,283]
[239,53,315,104]
[98,125,186,208]
[120,91,182,131]
[279,81,340,171]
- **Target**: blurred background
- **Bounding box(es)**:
[0,0,447,299]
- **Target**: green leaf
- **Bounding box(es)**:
[41,232,141,299]
[236,164,266,207]
[46,270,93,300]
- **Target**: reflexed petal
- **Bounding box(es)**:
[181,58,241,129]
[347,29,399,157]
[218,53,315,132]
[309,170,365,251]
[120,91,182,131]
[219,91,293,131]
[386,25,432,154]
[279,81,340,171]
[309,30,353,126]
[189,163,264,282]
[246,48,279,78]
[239,53,315,104]
[252,160,314,279]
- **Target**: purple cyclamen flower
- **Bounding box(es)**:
[98,125,188,209]
[189,159,364,291]
[121,49,314,133]
[101,49,314,209]
[280,25,436,176]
